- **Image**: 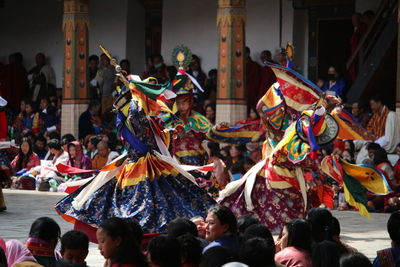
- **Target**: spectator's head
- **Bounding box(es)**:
[88,55,99,70]
[17,138,33,171]
[48,139,63,156]
[100,53,110,67]
[167,218,198,238]
[60,231,89,264]
[151,54,164,68]
[122,218,143,246]
[205,103,216,122]
[316,78,325,88]
[25,101,35,115]
[208,69,218,80]
[29,217,61,249]
[248,107,260,120]
[205,205,237,242]
[147,235,181,267]
[370,95,384,114]
[260,50,273,63]
[340,252,372,267]
[87,136,101,152]
[88,100,100,115]
[191,216,206,239]
[242,224,274,247]
[307,208,333,243]
[120,59,130,73]
[387,211,400,246]
[35,135,47,151]
[239,237,275,267]
[237,215,259,235]
[327,66,339,80]
[190,54,201,71]
[351,102,365,117]
[200,246,237,267]
[312,240,347,267]
[48,131,61,142]
[40,98,50,110]
[373,147,390,166]
[19,99,27,113]
[344,140,355,153]
[352,12,363,27]
[362,10,375,25]
[277,50,287,64]
[281,219,312,253]
[35,53,46,67]
[97,141,110,158]
[367,142,381,159]
[61,134,76,151]
[177,234,202,267]
[341,149,354,163]
[97,217,147,266]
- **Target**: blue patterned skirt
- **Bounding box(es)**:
[55,162,216,234]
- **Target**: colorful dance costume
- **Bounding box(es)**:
[56,51,215,234]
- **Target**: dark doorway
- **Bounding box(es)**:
[317,19,353,80]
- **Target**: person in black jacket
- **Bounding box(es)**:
[78,101,101,140]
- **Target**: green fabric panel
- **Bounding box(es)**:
[344,173,368,206]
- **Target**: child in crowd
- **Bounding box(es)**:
[60,231,89,266]
[96,217,148,267]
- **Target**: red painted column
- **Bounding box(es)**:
[61,0,90,137]
[216,0,247,124]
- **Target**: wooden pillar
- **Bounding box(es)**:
[397,3,400,121]
[61,0,89,138]
[216,0,247,124]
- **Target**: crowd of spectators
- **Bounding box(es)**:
[2,206,400,266]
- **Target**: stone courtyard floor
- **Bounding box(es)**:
[0,189,392,266]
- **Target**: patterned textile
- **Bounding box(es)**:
[56,154,215,233]
[11,153,40,173]
[219,175,305,234]
[25,237,55,257]
[55,80,216,234]
[367,106,390,138]
[374,247,400,267]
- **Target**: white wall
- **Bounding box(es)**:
[0,0,145,88]
[161,0,295,73]
[0,0,63,87]
[161,0,218,72]
[293,9,309,76]
[126,0,146,75]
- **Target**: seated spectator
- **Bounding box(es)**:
[85,135,101,159]
[235,107,261,132]
[26,217,61,266]
[167,218,198,238]
[191,216,207,239]
[275,219,312,267]
[200,246,237,267]
[203,205,240,253]
[13,101,41,136]
[41,105,60,135]
[178,234,203,267]
[33,134,48,160]
[322,66,346,97]
[78,101,101,141]
[97,217,147,267]
[67,141,92,171]
[351,102,371,128]
[341,149,355,164]
[35,139,69,191]
[91,141,118,169]
[147,235,181,267]
[5,239,38,267]
[60,231,89,266]
[307,208,334,244]
[205,103,216,125]
[373,210,400,266]
[340,252,372,267]
[11,138,40,190]
[374,147,396,185]
[240,237,276,267]
[312,241,347,267]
